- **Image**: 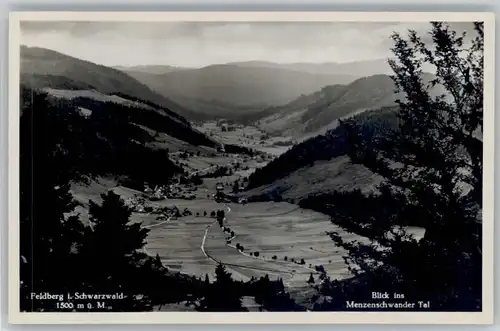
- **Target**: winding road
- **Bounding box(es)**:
[139,161,316,285]
[199,203,295,279]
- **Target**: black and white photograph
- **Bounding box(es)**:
[8,11,494,324]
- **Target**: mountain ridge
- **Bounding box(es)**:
[116,63,360,113]
[20,45,200,121]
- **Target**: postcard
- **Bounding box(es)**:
[8,11,495,324]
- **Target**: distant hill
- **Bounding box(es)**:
[117,63,358,109]
[20,46,200,121]
[228,59,394,76]
[20,46,225,152]
[257,73,441,138]
[115,59,399,123]
[113,64,190,74]
[165,95,265,122]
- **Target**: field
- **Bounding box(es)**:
[43,88,156,111]
[68,130,426,309]
[197,121,291,156]
[112,189,373,303]
[68,121,426,309]
[78,179,355,288]
[205,202,362,286]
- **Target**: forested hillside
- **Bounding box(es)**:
[246,106,400,191]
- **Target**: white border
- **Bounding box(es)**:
[7,11,495,325]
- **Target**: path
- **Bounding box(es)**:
[200,203,294,280]
[140,155,304,284]
[189,165,217,177]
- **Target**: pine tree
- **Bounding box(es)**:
[81,191,152,310]
[307,273,315,285]
[232,181,240,193]
[196,264,246,311]
[154,253,163,269]
[323,23,483,311]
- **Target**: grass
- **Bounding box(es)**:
[69,169,425,311]
[196,121,291,156]
[67,130,425,310]
[71,178,364,287]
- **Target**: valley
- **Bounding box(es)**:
[21,45,430,310]
[19,21,484,314]
[69,120,425,308]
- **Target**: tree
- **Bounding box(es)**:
[307,273,315,284]
[216,209,225,221]
[153,253,163,269]
[254,252,260,257]
[232,181,240,193]
[81,191,152,310]
[321,23,483,311]
[19,90,92,311]
[252,275,302,311]
[204,211,207,217]
[196,264,246,311]
[18,87,207,312]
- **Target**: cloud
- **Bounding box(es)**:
[20,21,479,67]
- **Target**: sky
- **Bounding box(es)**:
[20,21,477,68]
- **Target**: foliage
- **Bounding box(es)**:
[317,22,483,311]
[195,264,247,311]
[250,276,305,311]
[19,88,205,311]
